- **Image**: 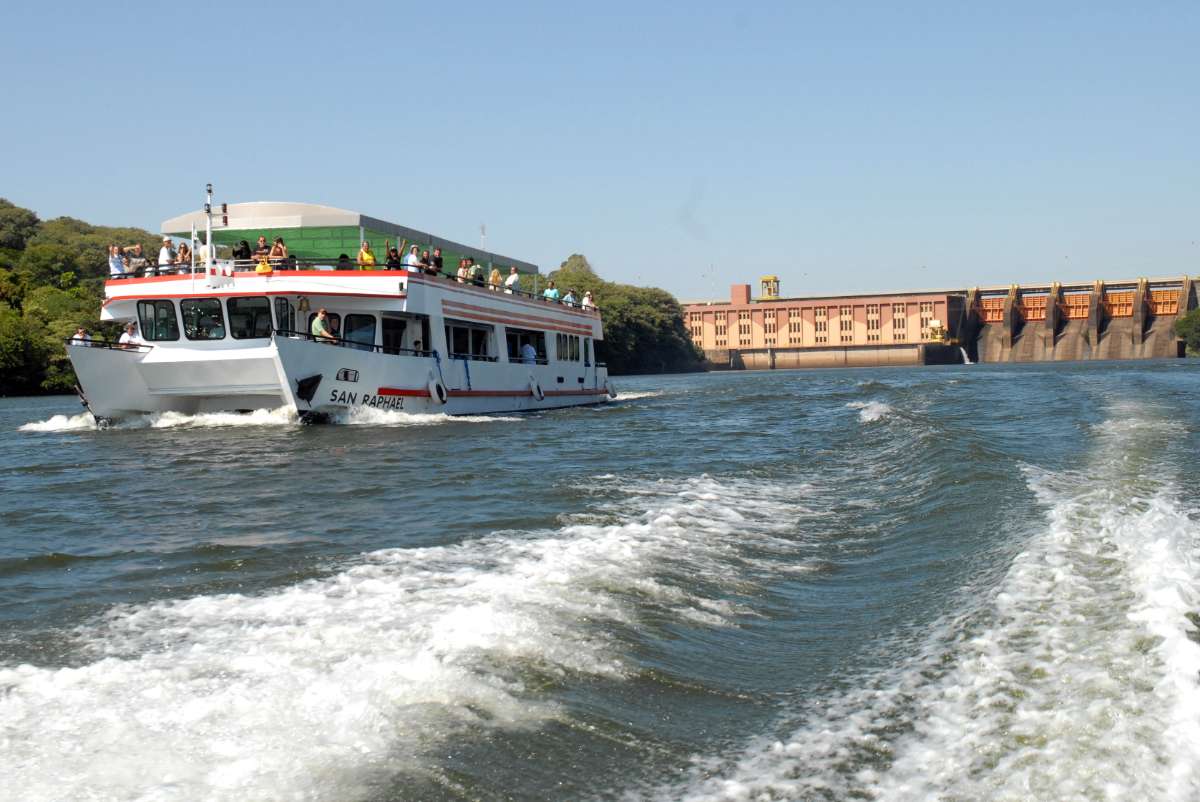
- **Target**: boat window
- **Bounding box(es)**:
[227,296,273,339]
[274,297,296,333]
[382,317,407,354]
[444,318,494,359]
[506,327,546,362]
[181,298,226,340]
[307,312,341,338]
[555,333,582,362]
[137,300,180,341]
[584,338,592,366]
[344,314,377,351]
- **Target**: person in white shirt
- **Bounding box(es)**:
[520,342,537,365]
[402,245,421,272]
[118,322,143,348]
[581,291,595,309]
[503,266,521,294]
[108,245,126,279]
[73,327,92,346]
[157,237,176,276]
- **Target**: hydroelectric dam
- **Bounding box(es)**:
[682,276,1196,369]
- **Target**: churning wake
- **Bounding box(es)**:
[17,406,523,432]
[670,404,1200,802]
[0,475,804,802]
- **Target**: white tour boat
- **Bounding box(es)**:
[67,192,613,422]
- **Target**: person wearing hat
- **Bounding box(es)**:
[581,290,595,309]
[157,237,176,276]
[118,321,143,348]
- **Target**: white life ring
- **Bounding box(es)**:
[529,375,545,401]
[428,372,448,405]
[604,379,617,398]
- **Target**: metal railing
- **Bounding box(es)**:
[110,257,601,313]
[64,336,153,352]
[273,328,435,357]
[449,353,500,363]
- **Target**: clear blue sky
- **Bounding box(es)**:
[1,2,1196,299]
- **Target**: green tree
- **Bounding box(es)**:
[0,302,50,395]
[0,199,40,251]
[545,254,702,375]
[1176,309,1200,355]
[17,243,77,286]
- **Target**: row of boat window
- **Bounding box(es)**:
[134,296,592,364]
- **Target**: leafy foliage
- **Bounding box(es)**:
[0,199,145,394]
[1176,308,1200,355]
[539,254,703,375]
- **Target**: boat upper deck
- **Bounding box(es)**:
[102,263,604,340]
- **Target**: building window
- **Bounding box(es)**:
[919,302,934,336]
[866,304,881,342]
[839,306,853,343]
[815,308,828,344]
[893,304,907,341]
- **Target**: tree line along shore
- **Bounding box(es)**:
[0,198,703,396]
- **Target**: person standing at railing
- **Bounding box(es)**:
[231,240,252,267]
[157,237,176,276]
[488,267,502,291]
[311,308,336,341]
[176,242,191,274]
[402,245,420,272]
[253,236,271,265]
[562,288,577,305]
[125,243,148,277]
[73,327,92,346]
[503,266,521,294]
[118,322,143,348]
[357,240,377,269]
[542,280,560,302]
[420,250,432,273]
[269,237,288,271]
[467,258,484,286]
[456,259,469,283]
[384,241,402,268]
[581,290,595,309]
[430,247,444,276]
[108,245,126,279]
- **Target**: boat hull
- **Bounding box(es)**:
[272,334,611,417]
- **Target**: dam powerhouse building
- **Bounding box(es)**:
[682,275,1196,369]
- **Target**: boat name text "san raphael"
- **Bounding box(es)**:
[329,389,405,410]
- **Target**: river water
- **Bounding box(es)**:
[2,362,1199,802]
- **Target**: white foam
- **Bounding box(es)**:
[846,400,892,423]
[0,475,803,802]
[669,404,1200,802]
[333,407,523,426]
[17,412,98,432]
[612,390,663,401]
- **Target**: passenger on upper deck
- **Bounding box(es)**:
[384,241,402,268]
[232,240,252,263]
[403,245,421,272]
[311,308,336,341]
[108,245,126,279]
[456,259,469,283]
[253,236,270,261]
[73,327,91,346]
[358,241,377,269]
[126,243,148,276]
[430,248,444,276]
[118,322,143,347]
[581,290,595,309]
[488,267,502,291]
[420,250,431,272]
[467,258,484,286]
[269,237,288,269]
[157,238,176,276]
[542,281,560,302]
[562,289,577,305]
[504,266,521,294]
[176,242,191,272]
[337,253,353,270]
